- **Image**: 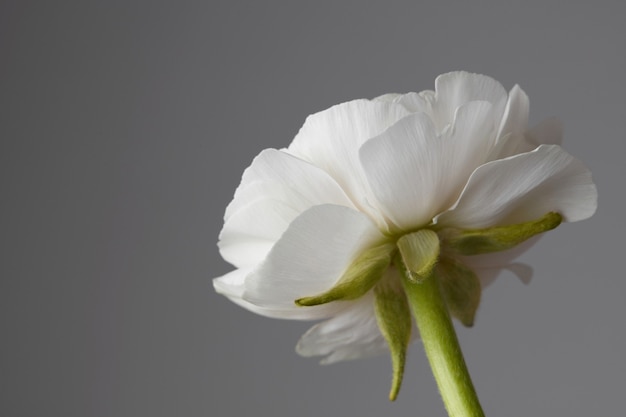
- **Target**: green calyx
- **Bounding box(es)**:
[294,211,562,402]
[440,212,562,256]
[295,242,395,306]
[397,229,440,282]
[374,270,412,401]
[436,257,481,327]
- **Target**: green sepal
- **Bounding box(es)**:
[295,242,395,307]
[374,270,412,401]
[440,212,562,256]
[436,258,482,327]
[397,229,440,282]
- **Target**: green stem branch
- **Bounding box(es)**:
[399,261,485,417]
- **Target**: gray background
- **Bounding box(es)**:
[1,1,624,416]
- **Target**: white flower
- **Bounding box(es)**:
[214,71,597,366]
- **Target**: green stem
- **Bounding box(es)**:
[398,261,485,417]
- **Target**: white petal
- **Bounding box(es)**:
[373,91,433,115]
[225,180,310,222]
[214,268,345,320]
[372,93,402,102]
[432,71,507,131]
[243,204,386,313]
[296,291,389,364]
[490,85,531,159]
[287,99,411,221]
[219,150,358,268]
[497,85,530,138]
[400,91,435,113]
[360,101,496,230]
[226,149,355,221]
[219,198,298,268]
[436,145,598,228]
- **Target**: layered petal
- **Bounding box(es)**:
[372,93,402,103]
[243,204,386,314]
[220,149,358,268]
[373,91,433,115]
[226,149,355,220]
[215,268,351,320]
[435,145,598,229]
[219,198,297,268]
[490,85,531,159]
[213,71,598,372]
[287,99,411,224]
[359,101,497,230]
[296,291,390,364]
[497,85,530,139]
[431,71,507,131]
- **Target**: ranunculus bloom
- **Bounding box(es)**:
[214,71,597,365]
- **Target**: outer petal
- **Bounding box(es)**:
[219,198,298,268]
[225,180,310,222]
[432,71,507,131]
[243,204,386,313]
[219,150,358,268]
[287,99,411,224]
[490,85,531,159]
[372,93,402,103]
[226,149,355,220]
[497,84,530,139]
[359,101,497,230]
[214,268,350,320]
[435,145,598,228]
[373,91,433,115]
[296,291,390,364]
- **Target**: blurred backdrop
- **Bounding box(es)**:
[1,1,624,416]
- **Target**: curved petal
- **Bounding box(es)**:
[401,90,435,114]
[435,145,598,229]
[497,84,530,138]
[432,71,507,131]
[373,91,433,116]
[372,93,402,102]
[226,149,355,221]
[296,291,390,364]
[219,198,298,268]
[220,150,359,268]
[287,99,411,222]
[243,204,386,312]
[214,268,349,320]
[225,180,310,221]
[359,101,497,230]
[490,85,531,159]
